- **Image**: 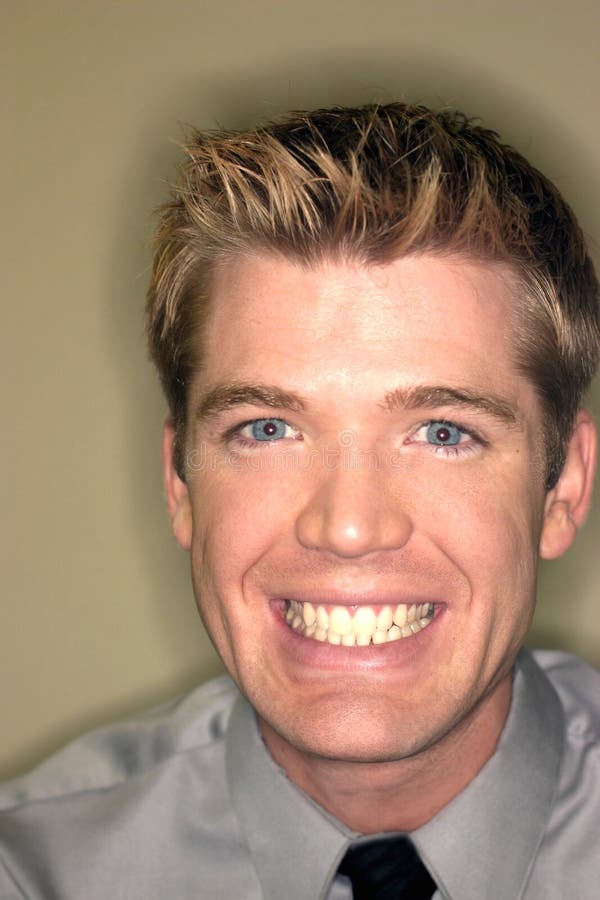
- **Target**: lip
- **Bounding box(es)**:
[270,598,444,672]
[270,588,441,608]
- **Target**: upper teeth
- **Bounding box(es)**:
[285,601,434,645]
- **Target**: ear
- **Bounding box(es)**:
[162,420,193,551]
[539,410,597,560]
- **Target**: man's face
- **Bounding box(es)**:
[166,252,565,763]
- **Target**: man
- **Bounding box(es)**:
[1,103,599,899]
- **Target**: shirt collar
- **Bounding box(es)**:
[226,649,564,900]
[226,693,354,900]
[411,649,565,900]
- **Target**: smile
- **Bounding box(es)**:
[284,600,435,646]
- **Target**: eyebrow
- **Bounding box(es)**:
[382,385,519,426]
[195,382,307,422]
[194,380,519,427]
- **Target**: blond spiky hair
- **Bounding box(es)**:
[147,103,600,486]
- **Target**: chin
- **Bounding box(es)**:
[263,697,447,764]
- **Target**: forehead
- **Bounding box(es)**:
[199,252,521,400]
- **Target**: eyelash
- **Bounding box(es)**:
[406,419,486,458]
[222,417,302,450]
[221,417,485,456]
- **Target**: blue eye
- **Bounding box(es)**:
[230,417,302,448]
[426,421,463,446]
[249,418,289,441]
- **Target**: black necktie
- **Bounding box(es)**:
[338,836,437,899]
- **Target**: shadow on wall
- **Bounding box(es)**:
[103,47,600,689]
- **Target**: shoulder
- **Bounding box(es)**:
[531,649,600,742]
[0,674,238,811]
[0,676,261,898]
[525,652,600,893]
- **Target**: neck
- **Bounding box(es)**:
[259,674,512,834]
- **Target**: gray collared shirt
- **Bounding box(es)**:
[1,649,599,899]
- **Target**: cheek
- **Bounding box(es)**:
[188,466,297,594]
[187,467,303,683]
[188,453,546,603]
[415,465,544,585]
[431,481,543,664]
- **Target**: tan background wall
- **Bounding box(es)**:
[2,0,599,780]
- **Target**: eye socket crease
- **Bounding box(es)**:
[404,418,486,460]
[194,380,521,432]
[195,383,307,423]
[382,385,520,429]
[235,417,301,444]
[413,420,472,446]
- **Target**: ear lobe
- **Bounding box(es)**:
[539,410,597,560]
[162,420,193,551]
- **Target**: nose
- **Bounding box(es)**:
[294,451,413,558]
